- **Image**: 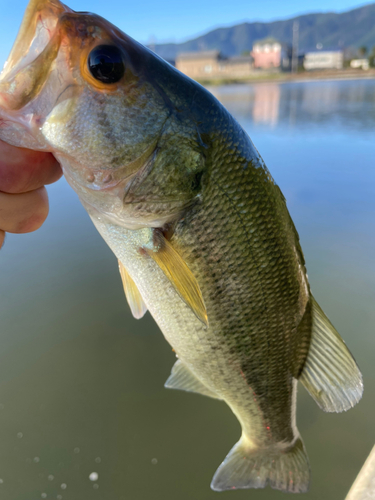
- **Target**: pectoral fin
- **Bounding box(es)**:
[165,360,220,399]
[143,231,208,326]
[118,260,147,319]
[299,296,363,412]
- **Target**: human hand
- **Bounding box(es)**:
[0,140,62,249]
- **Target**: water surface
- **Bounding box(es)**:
[1,78,374,500]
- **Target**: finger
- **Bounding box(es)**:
[0,140,62,193]
[0,230,4,249]
[0,187,49,233]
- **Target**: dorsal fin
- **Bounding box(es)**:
[143,231,208,326]
[165,360,220,399]
[118,260,148,319]
[299,296,363,412]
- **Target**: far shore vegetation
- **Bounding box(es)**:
[197,68,375,86]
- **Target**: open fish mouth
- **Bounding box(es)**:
[0,0,72,110]
[1,0,70,82]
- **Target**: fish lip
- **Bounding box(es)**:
[0,0,71,84]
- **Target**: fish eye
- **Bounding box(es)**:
[87,45,125,84]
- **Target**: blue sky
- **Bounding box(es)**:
[0,0,371,66]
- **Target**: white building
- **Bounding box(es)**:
[350,59,369,70]
[304,51,344,70]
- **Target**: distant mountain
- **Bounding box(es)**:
[154,3,375,60]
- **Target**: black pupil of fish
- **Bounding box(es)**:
[88,45,125,84]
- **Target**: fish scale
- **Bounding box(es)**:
[167,116,307,445]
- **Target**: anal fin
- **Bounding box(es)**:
[165,360,220,399]
[299,296,363,412]
[118,260,148,319]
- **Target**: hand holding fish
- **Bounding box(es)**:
[0,140,62,248]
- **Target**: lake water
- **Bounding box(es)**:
[0,78,374,500]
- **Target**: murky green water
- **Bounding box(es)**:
[0,78,374,500]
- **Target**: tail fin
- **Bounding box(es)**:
[211,435,310,493]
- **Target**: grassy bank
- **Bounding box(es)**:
[197,68,375,86]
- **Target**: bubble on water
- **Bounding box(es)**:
[60,483,67,490]
[57,496,62,500]
[93,484,99,490]
[33,457,40,463]
[151,458,158,465]
[0,479,3,484]
[95,457,101,464]
[41,494,47,499]
[89,472,98,482]
[73,447,80,454]
[17,432,23,439]
[48,475,54,481]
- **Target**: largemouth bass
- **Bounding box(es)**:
[0,0,363,492]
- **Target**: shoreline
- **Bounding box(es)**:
[197,69,375,86]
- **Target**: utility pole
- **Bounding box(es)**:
[291,21,299,73]
[148,35,156,53]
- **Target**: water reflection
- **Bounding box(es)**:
[252,84,280,127]
[209,78,375,134]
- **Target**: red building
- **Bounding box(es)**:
[251,37,290,70]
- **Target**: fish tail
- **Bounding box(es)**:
[210,434,310,493]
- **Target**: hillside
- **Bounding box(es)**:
[154,3,375,60]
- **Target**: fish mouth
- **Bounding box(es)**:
[1,0,70,82]
[0,0,71,110]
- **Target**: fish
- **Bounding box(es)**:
[0,0,363,493]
